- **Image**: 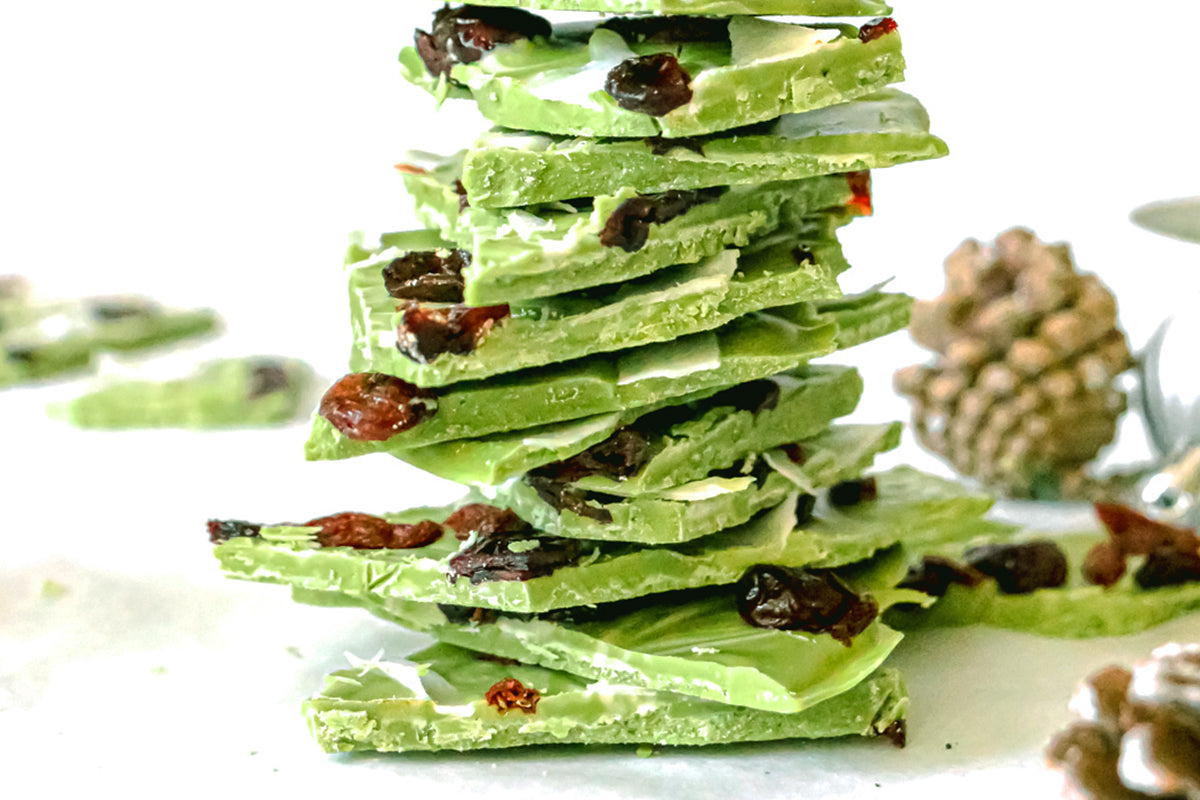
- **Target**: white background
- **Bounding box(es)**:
[2,1,1200,797]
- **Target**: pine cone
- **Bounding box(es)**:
[895,228,1134,499]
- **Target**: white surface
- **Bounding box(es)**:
[3,0,1200,796]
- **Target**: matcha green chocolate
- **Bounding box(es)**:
[396,363,863,486]
[307,306,840,455]
[348,215,850,387]
[461,1,893,16]
[401,17,905,138]
[0,297,219,389]
[463,90,946,208]
[402,152,863,305]
[300,545,929,714]
[887,530,1200,638]
[216,468,1001,614]
[305,643,907,753]
[57,357,314,429]
[488,423,901,544]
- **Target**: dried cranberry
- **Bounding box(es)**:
[599,16,728,44]
[318,373,436,441]
[453,179,470,212]
[897,555,985,597]
[1093,502,1198,556]
[1082,539,1127,588]
[604,52,693,116]
[965,541,1068,594]
[783,444,807,465]
[1134,546,1200,589]
[858,17,898,43]
[247,360,289,399]
[443,503,528,540]
[845,171,873,216]
[415,4,551,78]
[484,677,540,714]
[599,188,721,252]
[396,302,509,365]
[792,247,815,265]
[448,530,582,584]
[532,428,652,485]
[828,477,878,507]
[735,564,878,646]
[305,512,443,550]
[381,249,470,304]
[525,476,615,523]
[644,136,705,156]
[207,519,262,544]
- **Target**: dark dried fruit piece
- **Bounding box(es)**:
[448,530,582,584]
[858,17,898,43]
[382,249,470,303]
[735,564,878,646]
[453,179,470,212]
[706,379,780,414]
[964,540,1068,594]
[794,493,817,526]
[531,428,652,485]
[898,555,986,597]
[845,171,873,216]
[604,52,693,116]
[1094,502,1199,556]
[792,247,815,265]
[878,719,907,748]
[599,188,721,252]
[305,512,443,550]
[828,477,878,507]
[1082,539,1127,588]
[644,135,705,157]
[443,503,528,540]
[484,677,541,714]
[415,4,551,78]
[600,16,728,44]
[1134,546,1200,589]
[525,476,615,523]
[396,302,510,364]
[247,361,290,399]
[437,604,499,625]
[783,444,807,465]
[207,519,262,544]
[318,372,436,441]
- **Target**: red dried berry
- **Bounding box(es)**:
[898,555,986,597]
[207,519,262,544]
[396,302,510,365]
[415,4,551,78]
[1094,502,1198,556]
[382,249,470,304]
[305,512,443,550]
[783,444,807,465]
[599,188,721,252]
[845,171,873,216]
[442,504,528,540]
[448,530,581,584]
[484,678,540,714]
[391,520,445,549]
[604,52,693,116]
[1081,539,1127,588]
[318,373,436,441]
[858,17,898,43]
[735,564,879,646]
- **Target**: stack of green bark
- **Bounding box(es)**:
[210,1,1010,752]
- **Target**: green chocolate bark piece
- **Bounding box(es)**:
[462,1,893,17]
[347,216,850,387]
[394,363,860,485]
[216,467,1000,614]
[403,152,861,305]
[887,529,1200,638]
[305,306,840,455]
[56,357,314,429]
[488,423,900,544]
[464,90,945,208]
[401,18,904,138]
[301,546,926,714]
[304,642,907,753]
[0,296,219,388]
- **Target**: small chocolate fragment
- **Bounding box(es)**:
[207,519,262,544]
[828,477,879,507]
[735,564,878,646]
[897,555,985,597]
[1133,546,1200,589]
[599,188,721,252]
[448,529,582,584]
[443,503,528,540]
[484,677,541,714]
[247,361,290,399]
[599,16,728,44]
[964,540,1068,594]
[858,17,898,43]
[396,302,510,365]
[644,136,706,157]
[415,4,551,78]
[604,53,693,117]
[305,512,443,550]
[382,249,470,304]
[318,372,436,441]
